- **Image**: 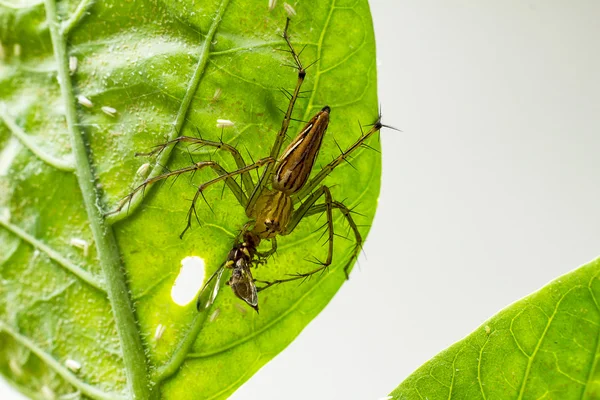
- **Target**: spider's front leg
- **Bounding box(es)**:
[106,159,248,218]
[136,133,256,198]
[246,17,309,216]
[291,118,385,203]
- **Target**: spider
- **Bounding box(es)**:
[108,19,385,312]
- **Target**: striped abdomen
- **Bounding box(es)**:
[272,106,330,195]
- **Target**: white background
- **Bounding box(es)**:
[3,1,600,399]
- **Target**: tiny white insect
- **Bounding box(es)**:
[283,2,296,16]
[9,359,22,377]
[234,303,247,315]
[484,325,491,334]
[268,0,277,11]
[40,385,55,400]
[154,324,166,341]
[216,119,234,128]
[136,163,151,179]
[13,43,21,57]
[0,208,10,222]
[212,87,222,101]
[69,56,78,74]
[70,238,89,257]
[101,106,117,117]
[77,95,93,108]
[65,359,82,372]
[209,308,221,322]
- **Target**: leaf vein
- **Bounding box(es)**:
[516,285,581,399]
[105,0,231,225]
[0,218,106,292]
[0,107,75,172]
[0,321,124,400]
[582,271,600,399]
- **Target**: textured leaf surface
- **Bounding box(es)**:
[390,257,600,400]
[0,0,380,398]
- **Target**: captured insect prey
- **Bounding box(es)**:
[197,230,261,312]
[109,18,388,313]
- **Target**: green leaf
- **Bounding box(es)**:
[0,0,380,398]
[389,257,600,399]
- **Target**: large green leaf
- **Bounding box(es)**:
[389,257,600,399]
[0,0,380,398]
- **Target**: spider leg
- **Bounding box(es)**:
[246,18,308,216]
[304,200,363,279]
[255,185,334,292]
[137,134,256,198]
[181,157,275,238]
[106,160,248,217]
[291,119,384,203]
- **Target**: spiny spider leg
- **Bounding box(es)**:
[136,135,255,197]
[180,157,275,238]
[291,119,384,203]
[304,200,363,279]
[106,160,248,218]
[255,186,334,292]
[246,17,308,216]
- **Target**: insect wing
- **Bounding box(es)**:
[229,262,259,312]
[196,265,226,311]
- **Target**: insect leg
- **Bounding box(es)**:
[181,157,275,238]
[106,160,247,217]
[291,119,384,203]
[137,135,255,197]
[246,18,307,216]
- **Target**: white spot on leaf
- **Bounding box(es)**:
[171,256,206,306]
[77,95,93,108]
[101,106,117,117]
[216,119,234,128]
[154,324,166,341]
[65,359,81,372]
[69,56,78,74]
[70,238,89,257]
[284,2,296,16]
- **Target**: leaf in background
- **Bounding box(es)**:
[0,0,380,398]
[389,257,600,400]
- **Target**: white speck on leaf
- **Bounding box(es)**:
[69,56,78,74]
[77,95,93,108]
[8,359,22,377]
[101,106,117,117]
[65,358,81,372]
[154,324,166,341]
[70,238,89,257]
[216,119,234,128]
[136,163,150,179]
[41,385,55,400]
[284,2,296,16]
[213,87,222,101]
[210,308,221,322]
